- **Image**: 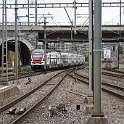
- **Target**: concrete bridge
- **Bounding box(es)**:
[0,24,124,66]
[1,24,124,43]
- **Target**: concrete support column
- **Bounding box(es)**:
[93,0,102,115]
[84,0,94,114]
[87,1,108,123]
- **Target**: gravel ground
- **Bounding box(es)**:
[18,74,89,124]
[0,68,124,124]
[77,68,124,124]
[0,70,61,107]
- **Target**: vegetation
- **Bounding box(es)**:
[0,66,32,73]
[0,67,14,72]
[19,66,32,73]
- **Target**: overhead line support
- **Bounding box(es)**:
[0,2,123,9]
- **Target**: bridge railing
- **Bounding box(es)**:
[0,21,123,26]
[0,22,43,26]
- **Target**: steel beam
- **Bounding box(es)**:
[0,2,123,9]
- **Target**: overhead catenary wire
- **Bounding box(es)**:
[48,12,60,27]
[64,7,73,40]
[78,17,89,34]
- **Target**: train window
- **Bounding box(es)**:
[33,54,41,60]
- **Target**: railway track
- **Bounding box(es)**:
[0,68,74,124]
[85,67,124,79]
[0,71,43,82]
[102,68,124,75]
[0,66,83,82]
[68,71,124,100]
[102,71,124,79]
[75,68,124,86]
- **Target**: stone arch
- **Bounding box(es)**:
[0,37,34,66]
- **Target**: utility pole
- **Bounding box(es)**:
[117,44,120,69]
[15,0,18,80]
[5,0,8,84]
[74,0,77,34]
[35,0,37,25]
[1,0,8,84]
[44,17,47,73]
[36,35,38,49]
[93,0,102,115]
[88,0,93,96]
[120,0,121,25]
[88,0,108,121]
[118,0,121,69]
[28,0,29,25]
[2,0,5,82]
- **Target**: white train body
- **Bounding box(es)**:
[31,49,85,70]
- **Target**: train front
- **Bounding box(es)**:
[31,49,45,70]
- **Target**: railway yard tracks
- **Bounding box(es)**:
[0,71,48,82]
[0,68,74,124]
[68,70,124,100]
[0,66,123,124]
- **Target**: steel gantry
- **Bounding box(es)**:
[0,2,124,9]
[0,1,123,26]
[1,0,8,84]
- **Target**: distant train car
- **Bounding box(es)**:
[31,48,85,71]
[47,51,61,69]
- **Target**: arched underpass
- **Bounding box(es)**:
[0,38,33,67]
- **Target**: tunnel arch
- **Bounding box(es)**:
[0,37,34,66]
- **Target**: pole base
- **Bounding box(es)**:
[84,104,94,114]
[87,115,108,124]
[84,96,93,105]
[83,96,94,114]
[92,112,104,117]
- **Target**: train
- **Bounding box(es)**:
[31,48,85,70]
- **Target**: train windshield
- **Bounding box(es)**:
[33,53,42,60]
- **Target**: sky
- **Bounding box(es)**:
[0,0,124,26]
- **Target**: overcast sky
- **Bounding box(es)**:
[0,0,124,25]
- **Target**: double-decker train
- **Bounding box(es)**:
[31,49,85,70]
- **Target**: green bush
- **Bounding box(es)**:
[19,66,32,73]
[85,56,89,63]
[0,66,32,74]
